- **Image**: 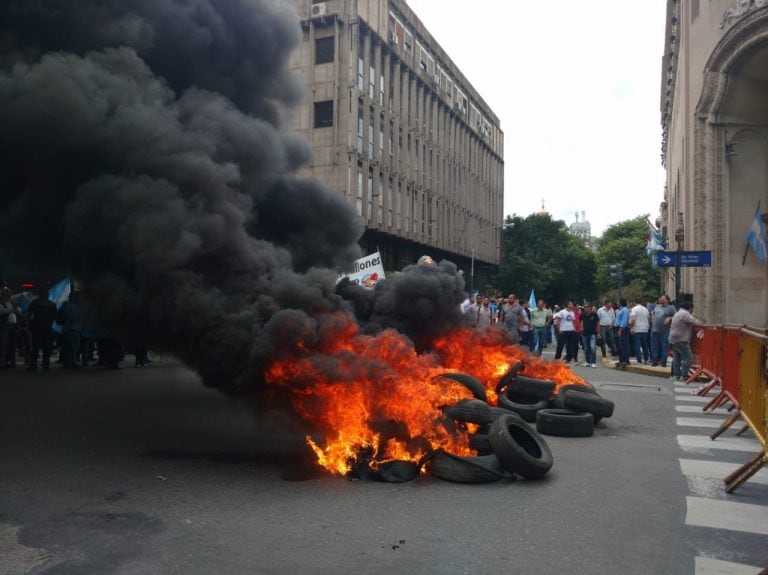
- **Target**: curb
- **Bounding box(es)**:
[600,357,672,379]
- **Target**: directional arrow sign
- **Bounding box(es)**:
[656,251,712,267]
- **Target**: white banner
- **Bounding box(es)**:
[337,251,386,289]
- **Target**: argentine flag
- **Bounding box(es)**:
[744,206,767,263]
[48,277,71,334]
[645,217,665,255]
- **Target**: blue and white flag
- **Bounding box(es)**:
[528,289,536,308]
[48,277,71,334]
[744,206,767,263]
[645,218,665,255]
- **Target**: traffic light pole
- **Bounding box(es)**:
[610,264,624,300]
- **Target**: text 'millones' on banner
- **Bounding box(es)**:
[337,251,386,289]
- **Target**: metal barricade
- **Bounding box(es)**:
[686,325,721,393]
[723,328,767,493]
[704,326,741,414]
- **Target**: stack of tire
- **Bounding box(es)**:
[538,383,615,438]
[494,368,615,438]
[430,372,554,484]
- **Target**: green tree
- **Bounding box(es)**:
[496,213,596,306]
[596,215,661,302]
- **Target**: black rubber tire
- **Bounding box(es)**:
[494,360,525,394]
[370,460,421,482]
[429,450,510,483]
[468,433,493,453]
[552,383,598,409]
[506,375,556,400]
[443,399,494,425]
[536,409,594,437]
[488,406,521,420]
[487,414,553,479]
[559,389,615,418]
[498,391,549,422]
[436,372,488,402]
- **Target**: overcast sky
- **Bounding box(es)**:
[406,0,667,237]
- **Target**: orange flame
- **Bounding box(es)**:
[265,313,586,476]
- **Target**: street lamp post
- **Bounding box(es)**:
[470,223,513,294]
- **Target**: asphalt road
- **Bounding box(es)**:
[0,354,759,574]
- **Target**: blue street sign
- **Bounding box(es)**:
[656,251,712,267]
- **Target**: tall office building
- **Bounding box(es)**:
[285,0,504,278]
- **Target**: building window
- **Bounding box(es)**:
[357,101,364,153]
[368,107,375,157]
[314,100,334,128]
[367,171,373,222]
[378,174,384,224]
[358,56,365,91]
[315,36,335,65]
[356,165,363,216]
[404,30,413,53]
[369,65,376,99]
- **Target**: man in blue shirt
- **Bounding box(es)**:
[614,297,630,368]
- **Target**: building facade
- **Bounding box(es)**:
[662,0,768,327]
[285,0,504,280]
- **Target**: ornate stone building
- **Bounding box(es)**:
[284,0,504,279]
[662,0,768,327]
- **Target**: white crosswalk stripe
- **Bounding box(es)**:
[676,405,730,413]
[675,393,713,403]
[677,434,761,452]
[677,417,730,429]
[679,459,768,485]
[694,556,763,575]
[686,497,768,535]
[673,382,767,572]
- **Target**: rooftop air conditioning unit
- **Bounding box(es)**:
[310,2,327,18]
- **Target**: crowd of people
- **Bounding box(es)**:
[461,292,701,379]
[0,285,148,372]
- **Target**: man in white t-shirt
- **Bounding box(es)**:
[597,298,615,359]
[629,300,651,364]
[554,300,578,363]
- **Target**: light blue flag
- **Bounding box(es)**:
[744,206,767,263]
[645,217,665,255]
[529,289,536,308]
[48,277,71,334]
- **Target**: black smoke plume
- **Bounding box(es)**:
[0,0,469,391]
[337,260,468,349]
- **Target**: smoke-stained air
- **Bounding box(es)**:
[0,0,470,391]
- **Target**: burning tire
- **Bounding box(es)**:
[494,360,525,394]
[536,409,594,437]
[488,414,553,479]
[370,460,421,483]
[558,389,614,419]
[497,391,549,422]
[429,450,511,484]
[436,372,488,402]
[488,406,520,420]
[468,433,492,454]
[503,375,555,400]
[443,399,493,425]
